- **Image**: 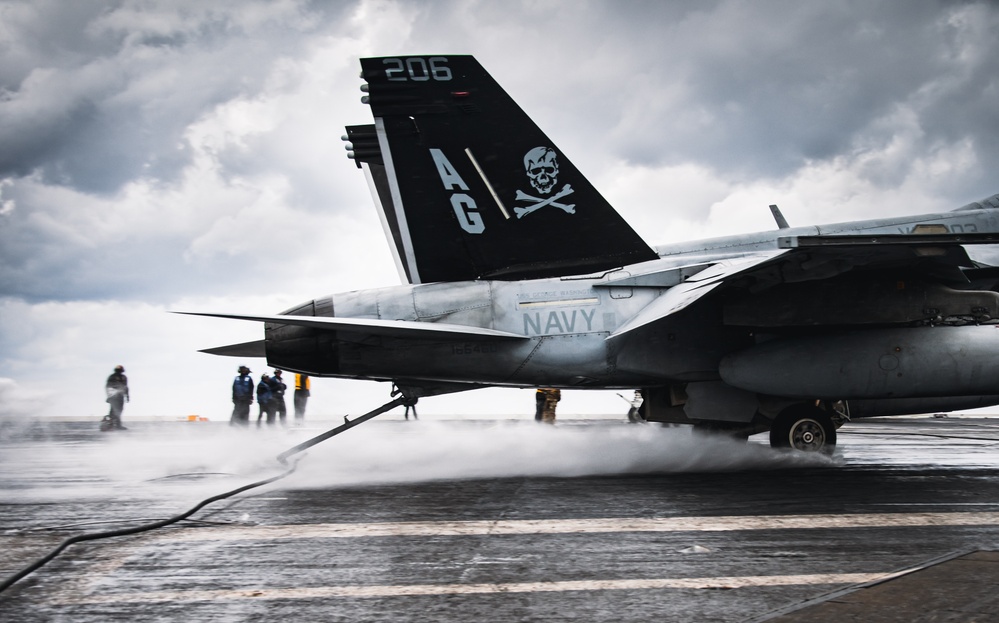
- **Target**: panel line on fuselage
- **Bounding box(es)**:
[518,297,600,309]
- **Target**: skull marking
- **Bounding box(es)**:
[524,147,559,195]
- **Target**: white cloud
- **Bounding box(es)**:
[0,377,51,420]
[1,0,998,421]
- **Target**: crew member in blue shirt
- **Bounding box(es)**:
[231,365,254,426]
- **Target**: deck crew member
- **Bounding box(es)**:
[269,369,288,425]
[541,388,561,424]
[104,365,130,430]
[256,374,274,426]
[294,374,310,422]
[231,365,254,426]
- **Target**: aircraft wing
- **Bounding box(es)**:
[609,231,999,340]
[777,231,999,249]
[174,311,528,341]
[608,251,789,339]
[770,231,985,283]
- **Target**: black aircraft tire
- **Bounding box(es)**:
[769,406,837,454]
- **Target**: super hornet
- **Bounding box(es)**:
[186,55,999,453]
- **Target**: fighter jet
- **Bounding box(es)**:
[186,55,999,453]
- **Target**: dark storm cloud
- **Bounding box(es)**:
[0,0,376,304]
[0,1,119,88]
[0,0,356,193]
[1,0,996,306]
[3,0,994,194]
[580,1,998,189]
[409,0,996,195]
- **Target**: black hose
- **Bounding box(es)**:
[277,396,406,463]
[0,462,296,595]
[0,395,407,596]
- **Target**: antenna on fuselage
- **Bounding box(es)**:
[769,204,790,229]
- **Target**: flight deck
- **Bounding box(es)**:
[2,416,999,622]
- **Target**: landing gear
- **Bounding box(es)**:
[769,405,836,454]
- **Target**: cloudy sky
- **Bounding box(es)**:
[2,0,997,422]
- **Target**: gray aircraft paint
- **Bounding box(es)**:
[194,55,999,451]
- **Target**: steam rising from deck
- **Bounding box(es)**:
[1,420,831,504]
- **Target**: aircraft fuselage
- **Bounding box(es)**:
[192,54,999,451]
[264,202,999,410]
[268,276,667,388]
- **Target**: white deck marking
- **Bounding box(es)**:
[54,573,890,604]
[170,511,999,542]
[49,511,993,605]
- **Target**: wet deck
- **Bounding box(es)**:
[3,416,999,621]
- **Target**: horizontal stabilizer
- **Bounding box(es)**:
[173,312,527,341]
[199,340,267,357]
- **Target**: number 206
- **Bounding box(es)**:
[383,57,452,81]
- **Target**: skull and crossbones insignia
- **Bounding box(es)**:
[515,146,575,219]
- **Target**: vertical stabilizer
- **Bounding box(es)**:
[344,124,412,282]
[347,55,657,284]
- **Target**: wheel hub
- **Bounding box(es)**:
[789,418,825,451]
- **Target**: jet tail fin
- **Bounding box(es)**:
[345,55,657,284]
[344,123,413,281]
